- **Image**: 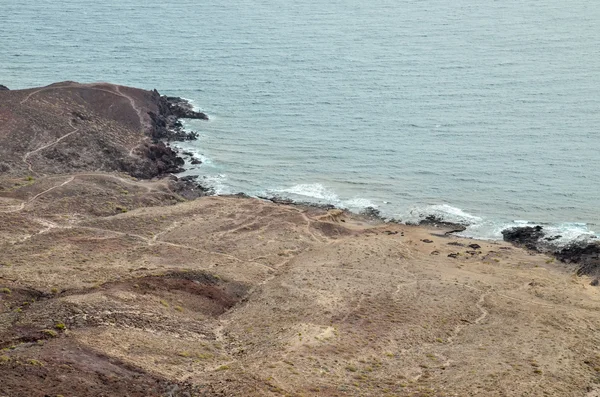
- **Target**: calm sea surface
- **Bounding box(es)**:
[2,0,599,242]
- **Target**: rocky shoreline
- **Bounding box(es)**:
[3,82,600,396]
[502,225,600,279]
[144,90,213,198]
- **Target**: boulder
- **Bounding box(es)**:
[501,226,545,251]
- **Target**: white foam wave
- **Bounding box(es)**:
[277,183,340,202]
[181,97,202,113]
[170,142,215,168]
[401,204,483,226]
[269,183,377,212]
[460,221,598,247]
[398,204,597,247]
[343,197,377,211]
[200,174,229,195]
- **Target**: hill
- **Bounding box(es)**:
[1,83,600,397]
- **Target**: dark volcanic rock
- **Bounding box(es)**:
[501,226,545,251]
[558,242,600,276]
[361,206,382,220]
[418,215,467,234]
[133,142,185,178]
[148,90,205,143]
[502,225,600,276]
[170,175,213,200]
[0,85,9,90]
[164,96,208,120]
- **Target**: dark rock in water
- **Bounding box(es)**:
[591,279,599,286]
[545,235,562,241]
[182,151,194,157]
[164,96,208,120]
[190,158,202,165]
[415,215,467,235]
[257,195,295,206]
[501,226,545,251]
[148,90,206,143]
[0,85,9,91]
[230,192,252,199]
[502,226,600,276]
[468,243,481,249]
[361,206,382,219]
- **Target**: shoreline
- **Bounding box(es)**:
[170,123,600,277]
[2,82,600,395]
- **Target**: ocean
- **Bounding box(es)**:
[1,0,599,244]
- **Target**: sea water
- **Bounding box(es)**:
[1,0,599,243]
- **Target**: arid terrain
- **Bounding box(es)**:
[1,83,600,397]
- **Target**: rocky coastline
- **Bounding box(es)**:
[502,225,600,278]
[144,91,213,197]
[2,82,600,396]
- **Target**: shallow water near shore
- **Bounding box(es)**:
[1,0,599,243]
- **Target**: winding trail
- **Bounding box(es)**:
[0,173,162,214]
[0,177,75,213]
[23,121,79,174]
[20,84,148,160]
[114,85,148,131]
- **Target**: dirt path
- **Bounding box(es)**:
[0,173,162,214]
[0,177,75,213]
[22,121,79,174]
[114,85,148,131]
[20,84,148,158]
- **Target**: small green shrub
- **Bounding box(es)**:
[42,329,58,338]
[28,359,44,366]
